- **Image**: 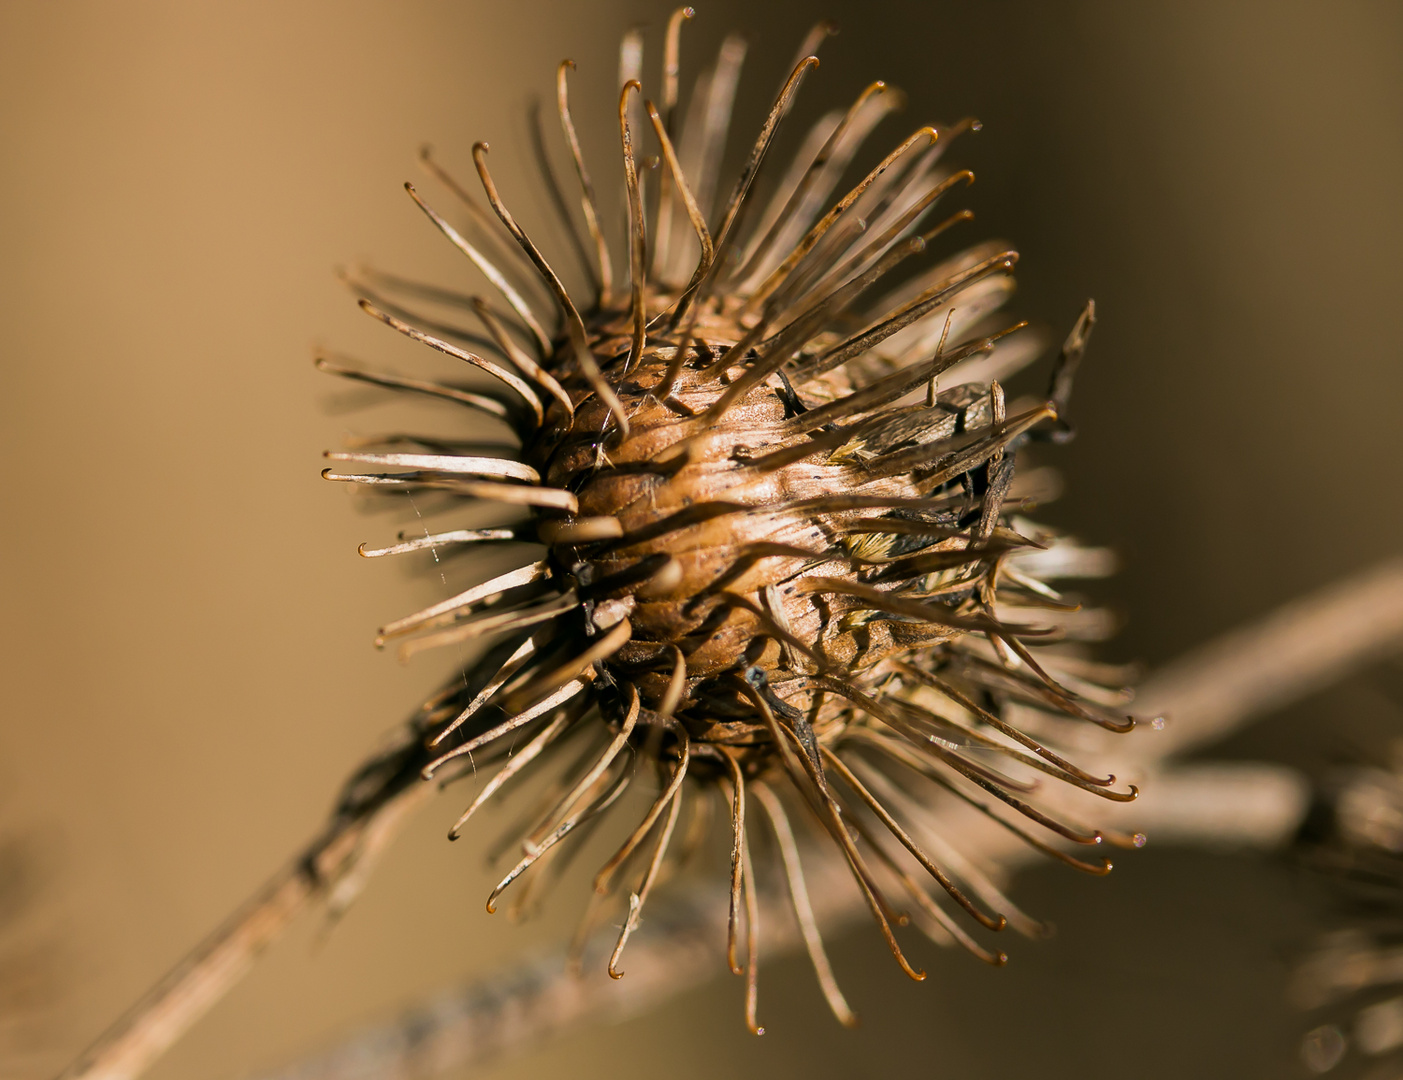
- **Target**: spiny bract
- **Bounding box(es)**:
[321,10,1147,1031]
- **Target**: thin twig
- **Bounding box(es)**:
[1111,762,1310,849]
[1132,555,1403,760]
[248,762,1307,1080]
[58,734,435,1080]
[252,854,850,1080]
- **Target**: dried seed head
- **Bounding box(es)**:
[323,12,1146,1029]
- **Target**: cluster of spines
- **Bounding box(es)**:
[319,10,1145,1032]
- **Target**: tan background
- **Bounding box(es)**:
[3,2,1402,1077]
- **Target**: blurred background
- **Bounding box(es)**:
[3,1,1402,1077]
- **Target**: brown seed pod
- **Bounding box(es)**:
[322,11,1146,1031]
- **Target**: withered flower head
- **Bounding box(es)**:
[321,11,1144,1031]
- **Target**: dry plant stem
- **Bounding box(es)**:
[60,867,313,1080]
[253,857,853,1080]
[1131,555,1403,760]
[248,766,1304,1080]
[1120,763,1310,849]
[58,761,433,1080]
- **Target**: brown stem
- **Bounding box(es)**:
[1132,554,1403,760]
[58,738,433,1080]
